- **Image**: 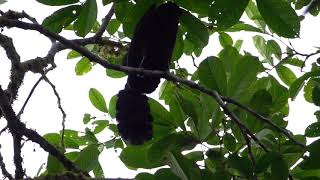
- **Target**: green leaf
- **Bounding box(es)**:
[223,133,236,152]
[107,19,121,35]
[93,162,104,178]
[36,0,79,6]
[67,50,81,59]
[155,168,180,180]
[167,152,201,180]
[108,95,117,118]
[245,1,266,30]
[219,32,233,48]
[42,5,81,33]
[228,55,264,99]
[276,65,297,86]
[183,38,194,55]
[105,57,126,78]
[253,35,271,61]
[74,0,97,37]
[289,70,320,100]
[120,146,161,169]
[106,68,126,78]
[198,56,227,95]
[271,155,289,180]
[227,154,253,178]
[305,122,320,137]
[47,155,64,175]
[180,11,209,47]
[102,0,112,6]
[312,85,320,106]
[267,40,282,60]
[89,88,108,113]
[285,58,304,67]
[148,133,196,164]
[75,144,100,172]
[93,120,109,134]
[226,22,262,33]
[234,40,243,51]
[300,139,320,169]
[43,133,61,146]
[295,0,312,10]
[122,1,154,38]
[256,0,300,38]
[172,30,184,61]
[148,98,173,126]
[135,173,154,180]
[83,113,92,124]
[256,152,277,173]
[209,0,249,30]
[75,57,92,75]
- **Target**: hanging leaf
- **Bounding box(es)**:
[89,88,108,113]
[42,5,81,33]
[209,0,249,30]
[256,0,300,38]
[36,0,79,6]
[74,0,97,37]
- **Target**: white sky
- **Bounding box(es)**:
[0,0,320,178]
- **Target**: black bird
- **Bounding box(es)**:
[116,2,181,145]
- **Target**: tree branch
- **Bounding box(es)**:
[0,86,86,176]
[0,145,14,180]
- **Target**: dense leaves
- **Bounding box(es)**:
[13,0,320,179]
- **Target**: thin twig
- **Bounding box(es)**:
[93,4,115,39]
[222,96,306,148]
[43,76,66,148]
[17,76,44,118]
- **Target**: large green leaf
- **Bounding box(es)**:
[172,30,184,61]
[47,155,64,175]
[209,0,249,30]
[180,11,209,47]
[75,57,92,75]
[227,154,254,178]
[36,0,79,6]
[74,0,97,37]
[305,122,320,137]
[106,19,121,35]
[289,70,320,100]
[120,145,162,169]
[256,0,300,38]
[75,144,100,172]
[228,55,264,99]
[271,154,289,180]
[89,88,108,113]
[121,0,155,38]
[42,5,81,33]
[312,85,320,106]
[198,56,227,95]
[167,152,201,180]
[276,65,297,86]
[148,133,197,164]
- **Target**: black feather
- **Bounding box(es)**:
[116,2,181,145]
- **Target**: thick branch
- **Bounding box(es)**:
[0,17,304,149]
[0,86,85,175]
[0,146,13,180]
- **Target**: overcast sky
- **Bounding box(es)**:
[0,0,320,178]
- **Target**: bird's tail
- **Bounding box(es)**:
[116,89,153,145]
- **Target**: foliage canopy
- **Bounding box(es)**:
[1,0,320,179]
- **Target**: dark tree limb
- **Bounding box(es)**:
[0,86,86,176]
[0,145,14,180]
[0,16,307,150]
